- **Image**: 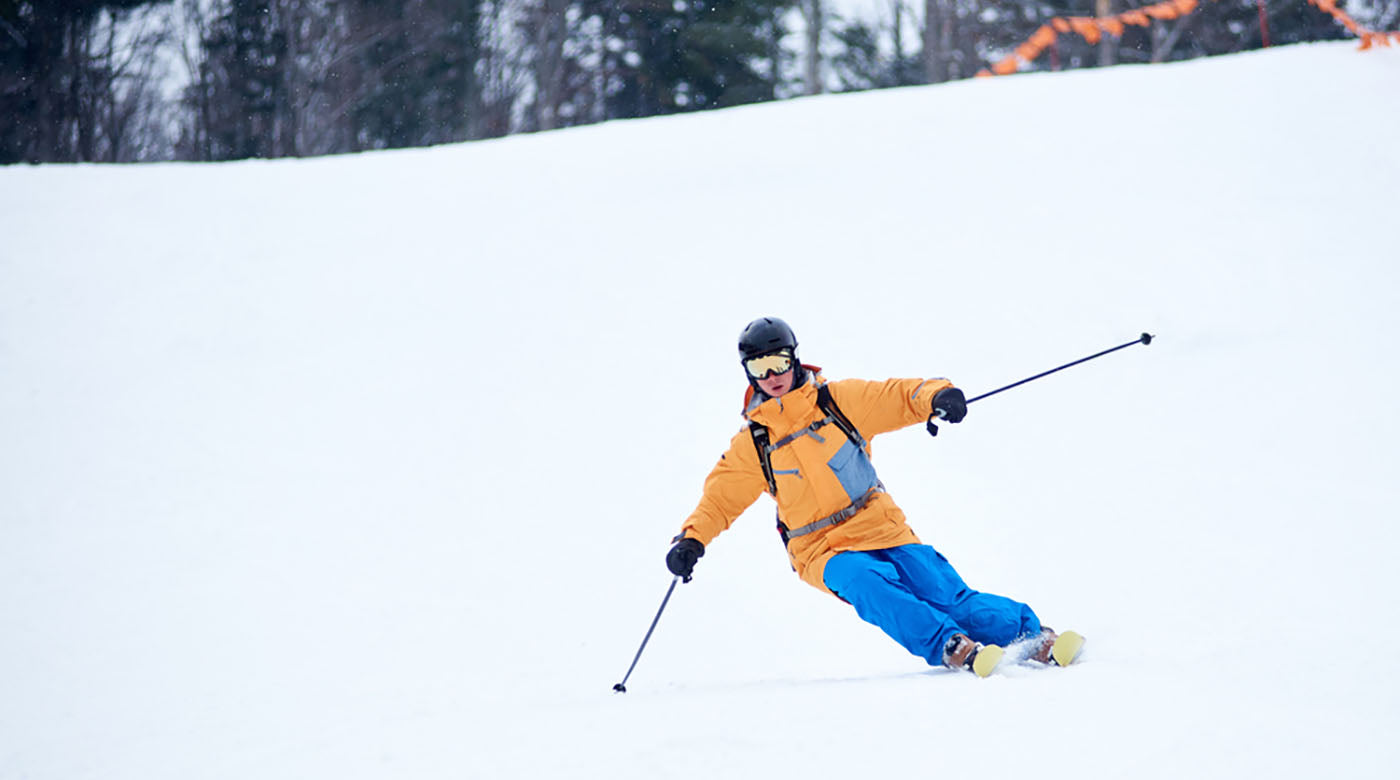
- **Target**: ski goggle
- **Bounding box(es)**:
[744,352,795,380]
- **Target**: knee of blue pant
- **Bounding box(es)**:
[823,551,894,600]
[884,544,970,603]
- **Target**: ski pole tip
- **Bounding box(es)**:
[1140,333,1154,345]
[613,683,627,693]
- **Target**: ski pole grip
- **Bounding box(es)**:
[926,405,950,437]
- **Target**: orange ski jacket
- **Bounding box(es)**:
[678,370,955,594]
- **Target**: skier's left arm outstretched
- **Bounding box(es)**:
[830,376,967,440]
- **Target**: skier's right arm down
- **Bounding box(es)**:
[667,428,769,577]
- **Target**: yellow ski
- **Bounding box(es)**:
[971,644,1004,678]
[1050,630,1086,667]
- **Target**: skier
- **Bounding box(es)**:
[666,317,1082,676]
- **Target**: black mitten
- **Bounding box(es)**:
[666,537,705,582]
[932,387,967,423]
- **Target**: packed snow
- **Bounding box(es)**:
[2,41,1398,780]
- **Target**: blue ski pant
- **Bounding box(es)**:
[823,544,1041,666]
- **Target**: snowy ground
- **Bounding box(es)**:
[3,42,1399,780]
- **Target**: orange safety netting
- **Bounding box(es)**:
[1309,0,1399,49]
[976,0,1400,78]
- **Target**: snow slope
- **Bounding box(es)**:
[3,42,1398,780]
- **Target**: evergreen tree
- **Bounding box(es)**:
[582,0,793,120]
[343,0,483,150]
[677,0,787,108]
[831,15,922,91]
[190,0,289,159]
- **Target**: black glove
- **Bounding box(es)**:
[666,537,705,582]
[932,387,967,423]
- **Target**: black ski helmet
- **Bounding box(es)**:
[738,317,808,393]
[739,317,798,360]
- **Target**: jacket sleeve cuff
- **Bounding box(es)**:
[913,378,954,416]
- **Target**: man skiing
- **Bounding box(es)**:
[667,317,1082,676]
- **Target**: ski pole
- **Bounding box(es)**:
[612,576,681,693]
[928,332,1154,436]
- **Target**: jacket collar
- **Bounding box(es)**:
[743,366,824,431]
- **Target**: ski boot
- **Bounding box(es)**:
[1028,627,1085,667]
[942,633,1004,678]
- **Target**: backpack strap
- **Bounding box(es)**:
[817,383,865,449]
[747,383,864,499]
[748,421,778,496]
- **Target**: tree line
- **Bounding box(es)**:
[2,0,1392,164]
